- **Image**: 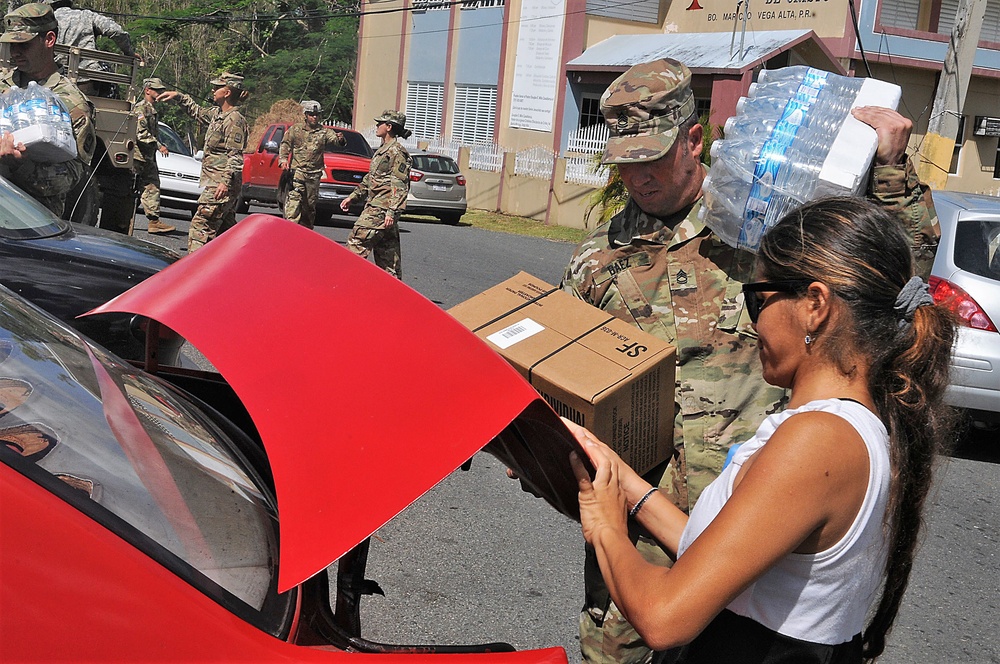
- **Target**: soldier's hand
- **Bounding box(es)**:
[340,198,351,212]
[156,91,178,103]
[279,159,288,171]
[159,145,169,157]
[384,213,395,228]
[0,132,25,159]
[215,182,229,199]
[852,106,911,166]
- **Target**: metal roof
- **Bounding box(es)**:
[566,29,843,75]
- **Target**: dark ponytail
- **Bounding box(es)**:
[757,196,958,661]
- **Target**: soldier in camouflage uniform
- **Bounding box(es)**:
[340,109,412,279]
[279,100,346,229]
[561,59,940,664]
[0,3,95,219]
[44,0,138,97]
[158,73,249,252]
[133,77,174,234]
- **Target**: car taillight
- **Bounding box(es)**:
[456,174,466,186]
[410,170,424,182]
[929,276,998,332]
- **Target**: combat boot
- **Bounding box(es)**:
[147,218,176,234]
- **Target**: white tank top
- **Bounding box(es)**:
[677,399,891,645]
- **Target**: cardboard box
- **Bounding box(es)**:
[449,272,675,475]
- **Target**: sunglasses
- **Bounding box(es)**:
[741,280,815,324]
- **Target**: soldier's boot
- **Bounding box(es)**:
[147,218,176,234]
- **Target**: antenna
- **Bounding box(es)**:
[729,0,750,60]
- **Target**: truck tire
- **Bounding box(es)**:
[236,186,250,214]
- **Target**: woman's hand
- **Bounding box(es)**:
[570,441,628,544]
[563,418,653,509]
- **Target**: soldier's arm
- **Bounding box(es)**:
[91,12,136,57]
[328,129,347,148]
[278,126,294,168]
[223,118,248,183]
[384,151,412,220]
[854,107,940,280]
[169,93,215,127]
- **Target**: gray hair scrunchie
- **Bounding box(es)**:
[894,276,934,330]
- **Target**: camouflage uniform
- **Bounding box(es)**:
[50,2,134,94]
[279,103,345,229]
[132,85,163,223]
[344,111,411,279]
[562,59,941,664]
[0,5,95,219]
[172,74,248,252]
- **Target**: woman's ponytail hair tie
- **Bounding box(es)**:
[893,276,935,330]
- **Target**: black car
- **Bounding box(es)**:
[0,175,183,364]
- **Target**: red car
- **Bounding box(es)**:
[1,215,581,661]
[239,123,373,222]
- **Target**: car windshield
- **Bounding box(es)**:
[0,176,70,240]
[0,288,292,635]
[157,123,193,157]
[329,128,374,158]
[954,217,1000,280]
[413,155,459,174]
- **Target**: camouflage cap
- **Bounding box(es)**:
[301,100,322,114]
[209,72,246,92]
[1,3,59,43]
[143,77,167,91]
[600,59,697,165]
[374,109,407,130]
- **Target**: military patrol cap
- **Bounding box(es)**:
[600,59,698,165]
[301,100,322,114]
[143,77,167,91]
[209,72,246,92]
[374,109,412,139]
[1,3,59,43]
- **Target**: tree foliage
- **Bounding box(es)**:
[75,0,360,145]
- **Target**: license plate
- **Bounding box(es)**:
[430,185,447,192]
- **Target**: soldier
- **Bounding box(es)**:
[44,0,138,98]
[158,73,249,252]
[560,59,941,664]
[340,109,412,279]
[133,77,173,234]
[279,100,346,229]
[0,2,95,220]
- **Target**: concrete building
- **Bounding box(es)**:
[354,0,1000,221]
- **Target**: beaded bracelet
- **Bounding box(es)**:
[628,487,658,518]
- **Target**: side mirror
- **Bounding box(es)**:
[194,150,204,161]
[264,140,280,153]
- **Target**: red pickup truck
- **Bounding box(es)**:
[238,123,373,222]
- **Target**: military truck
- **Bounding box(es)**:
[0,43,140,232]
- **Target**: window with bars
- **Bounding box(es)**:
[451,84,497,144]
[405,82,444,140]
[580,95,603,128]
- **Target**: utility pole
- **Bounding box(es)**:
[916,0,987,190]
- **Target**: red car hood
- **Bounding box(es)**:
[87,214,584,593]
[325,152,371,171]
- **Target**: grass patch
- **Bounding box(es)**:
[460,210,588,244]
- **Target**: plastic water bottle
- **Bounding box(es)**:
[701,66,901,252]
[24,82,51,127]
[7,86,32,132]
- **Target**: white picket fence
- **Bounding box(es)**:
[425,137,462,160]
[566,123,609,154]
[468,142,505,172]
[514,146,555,179]
[565,155,610,186]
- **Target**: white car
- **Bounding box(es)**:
[929,191,1000,428]
[155,122,202,212]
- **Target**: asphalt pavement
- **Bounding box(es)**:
[137,205,1000,663]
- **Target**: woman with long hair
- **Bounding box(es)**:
[570,196,957,663]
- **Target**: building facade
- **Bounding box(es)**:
[354,0,1000,204]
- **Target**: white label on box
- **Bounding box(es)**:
[487,317,544,349]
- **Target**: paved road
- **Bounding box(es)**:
[140,206,1000,663]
